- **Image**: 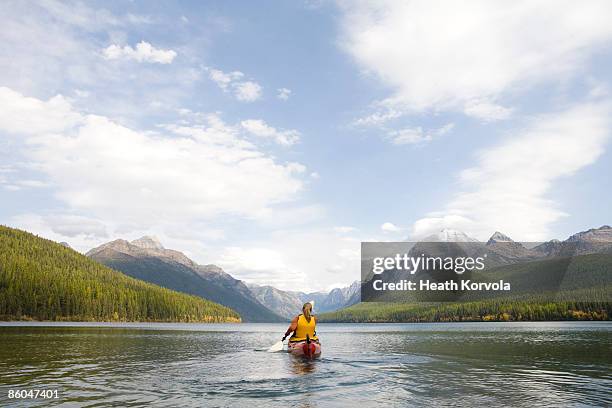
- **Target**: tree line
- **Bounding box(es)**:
[319,296,610,323]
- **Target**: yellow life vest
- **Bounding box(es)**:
[289,314,318,342]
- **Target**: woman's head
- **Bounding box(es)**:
[302,302,312,320]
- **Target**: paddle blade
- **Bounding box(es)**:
[267,340,284,352]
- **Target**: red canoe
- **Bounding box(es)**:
[287,341,321,358]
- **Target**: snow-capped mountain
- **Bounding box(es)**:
[487,231,514,244]
[422,228,480,242]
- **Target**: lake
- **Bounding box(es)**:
[1,322,610,407]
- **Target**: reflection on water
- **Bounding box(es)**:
[288,358,317,376]
[0,322,610,407]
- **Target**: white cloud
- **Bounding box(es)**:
[74,89,90,98]
[436,123,455,135]
[464,99,513,121]
[412,214,475,239]
[389,127,429,145]
[0,90,81,135]
[10,213,110,251]
[0,1,208,123]
[102,41,177,64]
[353,108,402,127]
[277,87,292,100]
[13,180,49,189]
[218,247,289,280]
[381,222,401,232]
[234,81,263,102]
[33,0,120,30]
[207,68,263,102]
[0,87,306,229]
[389,123,454,145]
[31,214,108,238]
[30,0,152,30]
[411,103,612,241]
[214,229,361,291]
[208,69,244,90]
[241,119,301,146]
[125,13,154,25]
[339,1,612,116]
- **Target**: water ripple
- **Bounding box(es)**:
[0,322,610,407]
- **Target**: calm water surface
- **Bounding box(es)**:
[0,322,610,407]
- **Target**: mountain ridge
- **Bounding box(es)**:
[77,224,612,320]
[87,238,284,322]
[88,236,363,320]
[247,281,360,319]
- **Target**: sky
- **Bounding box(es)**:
[1,0,611,291]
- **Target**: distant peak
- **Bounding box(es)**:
[567,225,612,243]
[131,236,164,250]
[487,231,513,244]
[106,239,130,246]
[423,229,479,242]
[59,241,72,249]
[85,239,130,256]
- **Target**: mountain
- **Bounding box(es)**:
[248,281,361,319]
[422,228,479,242]
[87,237,284,322]
[320,252,612,322]
[417,227,612,265]
[532,239,562,257]
[485,231,541,264]
[246,284,304,319]
[0,225,240,322]
[567,225,612,242]
[314,281,361,312]
[533,225,612,257]
[487,231,513,244]
[195,264,257,301]
[88,236,360,321]
[324,225,612,322]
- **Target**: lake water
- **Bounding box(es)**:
[0,322,610,407]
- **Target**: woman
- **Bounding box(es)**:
[282,302,321,357]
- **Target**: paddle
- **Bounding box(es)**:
[267,340,284,352]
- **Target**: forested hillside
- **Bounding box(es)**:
[319,295,611,323]
[321,253,612,322]
[0,226,240,322]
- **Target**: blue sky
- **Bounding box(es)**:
[1,0,611,291]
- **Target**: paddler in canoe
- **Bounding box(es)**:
[282,302,321,358]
